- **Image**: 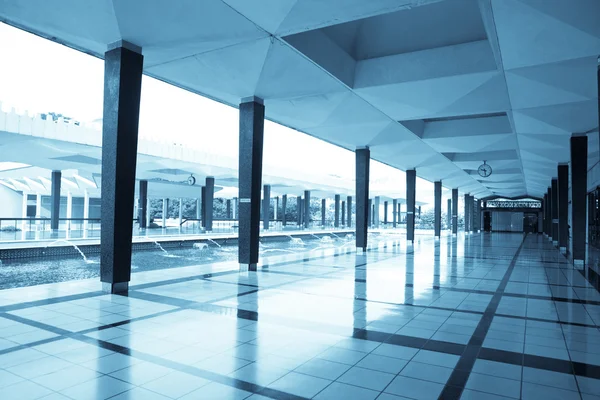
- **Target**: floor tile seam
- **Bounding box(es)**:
[0,244,367,313]
[438,234,529,399]
[124,289,475,357]
[70,334,311,400]
[547,292,588,396]
[1,311,310,399]
[0,306,189,356]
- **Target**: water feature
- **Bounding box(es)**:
[193,242,208,250]
[47,239,96,264]
[206,238,222,248]
[0,234,372,290]
[154,241,180,258]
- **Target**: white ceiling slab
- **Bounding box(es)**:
[0,0,598,199]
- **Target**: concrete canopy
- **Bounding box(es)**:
[1,0,598,198]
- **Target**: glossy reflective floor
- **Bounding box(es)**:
[0,233,599,400]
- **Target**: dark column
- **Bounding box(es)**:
[474,198,480,232]
[262,184,271,230]
[282,194,287,226]
[374,197,380,228]
[398,202,402,223]
[304,190,311,229]
[571,136,587,264]
[464,194,470,233]
[552,178,559,244]
[434,181,442,238]
[238,98,264,271]
[321,198,326,227]
[341,201,346,226]
[347,196,352,228]
[383,201,388,226]
[452,189,458,235]
[297,196,302,226]
[100,43,143,294]
[447,198,452,230]
[50,170,61,231]
[543,193,548,235]
[201,186,206,228]
[356,149,370,251]
[558,165,569,252]
[334,194,341,228]
[406,169,416,242]
[226,199,232,219]
[275,196,279,223]
[368,199,372,226]
[204,177,214,232]
[138,180,147,229]
[547,187,553,240]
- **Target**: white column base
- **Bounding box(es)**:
[102,282,128,294]
[239,263,257,272]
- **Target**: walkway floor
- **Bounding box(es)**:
[0,233,598,399]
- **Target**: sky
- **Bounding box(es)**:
[0,22,443,206]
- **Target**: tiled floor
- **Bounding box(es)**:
[1,232,599,399]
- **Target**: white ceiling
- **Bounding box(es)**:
[0,0,598,198]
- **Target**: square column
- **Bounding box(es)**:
[297,196,302,226]
[434,181,442,238]
[571,136,587,264]
[201,186,206,227]
[547,187,552,239]
[543,193,548,235]
[282,194,287,226]
[392,199,397,228]
[368,199,372,226]
[551,178,559,245]
[347,196,352,228]
[204,177,215,232]
[474,198,481,232]
[383,201,388,226]
[321,199,326,227]
[226,199,231,219]
[100,43,143,294]
[341,201,346,226]
[178,198,184,227]
[138,180,148,229]
[334,194,341,228]
[238,98,264,271]
[452,189,458,235]
[83,190,90,237]
[374,196,380,228]
[558,165,569,252]
[274,196,279,221]
[50,170,61,231]
[262,184,271,230]
[356,148,370,251]
[406,169,416,242]
[304,190,311,229]
[66,191,73,232]
[470,196,475,233]
[447,198,451,230]
[162,198,168,228]
[464,194,470,233]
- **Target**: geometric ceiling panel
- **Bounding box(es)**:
[2,0,600,199]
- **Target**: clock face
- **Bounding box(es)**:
[187,176,196,186]
[478,164,492,178]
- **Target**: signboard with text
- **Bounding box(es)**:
[486,200,541,209]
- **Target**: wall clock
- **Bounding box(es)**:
[478,161,492,178]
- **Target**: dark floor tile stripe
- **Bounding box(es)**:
[438,234,528,400]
